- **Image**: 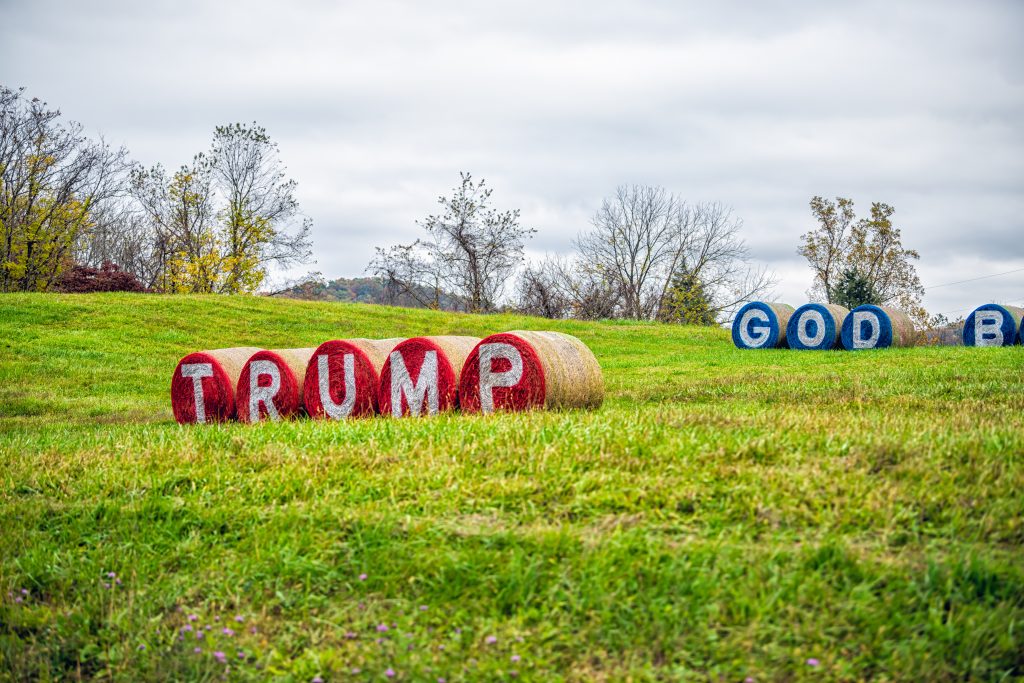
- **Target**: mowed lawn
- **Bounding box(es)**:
[1,293,1022,682]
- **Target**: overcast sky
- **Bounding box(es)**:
[2,0,1022,315]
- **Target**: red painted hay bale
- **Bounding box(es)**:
[378,336,480,417]
[171,347,262,424]
[459,331,604,414]
[303,338,405,419]
[235,348,316,423]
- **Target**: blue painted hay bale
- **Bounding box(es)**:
[786,303,850,351]
[840,305,917,350]
[962,304,1024,347]
[731,302,795,349]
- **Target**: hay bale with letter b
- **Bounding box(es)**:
[962,304,1024,347]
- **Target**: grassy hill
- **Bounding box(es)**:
[1,293,1022,681]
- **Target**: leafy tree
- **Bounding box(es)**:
[829,267,881,310]
[658,267,716,325]
[0,86,128,292]
[370,173,534,313]
[799,196,925,322]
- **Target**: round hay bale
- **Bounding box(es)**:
[840,305,917,350]
[731,302,795,349]
[458,331,604,414]
[786,303,849,351]
[378,336,480,417]
[235,348,316,422]
[171,347,262,424]
[962,304,1024,347]
[303,338,405,419]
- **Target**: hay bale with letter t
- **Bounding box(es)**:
[171,347,262,424]
[458,331,603,414]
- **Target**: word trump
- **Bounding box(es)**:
[171,332,605,424]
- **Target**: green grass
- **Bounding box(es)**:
[1,293,1022,682]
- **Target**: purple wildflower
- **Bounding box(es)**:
[806,658,820,667]
[20,589,28,596]
[234,615,244,623]
[107,572,116,579]
[510,670,519,678]
[103,582,111,589]
[345,631,358,639]
[196,631,205,640]
[138,644,145,651]
[359,573,368,581]
[376,637,385,645]
[194,647,202,654]
[351,668,361,674]
[213,650,226,662]
[438,645,445,651]
[14,597,22,604]
[182,625,193,632]
[485,635,497,645]
[237,651,245,659]
[249,626,258,634]
[438,678,446,683]
[385,668,396,678]
[377,624,389,632]
[222,627,235,636]
[744,678,756,683]
[312,677,324,683]
[419,605,428,611]
[511,654,521,663]
[188,614,198,621]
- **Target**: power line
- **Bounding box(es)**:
[925,266,1024,290]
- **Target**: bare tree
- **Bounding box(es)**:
[575,185,774,322]
[0,86,129,292]
[370,173,535,313]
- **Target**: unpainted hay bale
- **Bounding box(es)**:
[731,302,795,349]
[458,331,604,414]
[378,336,481,417]
[786,303,849,351]
[236,348,316,422]
[840,305,917,350]
[171,347,262,424]
[962,304,1024,347]
[303,338,405,419]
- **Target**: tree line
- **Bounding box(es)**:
[0,86,312,294]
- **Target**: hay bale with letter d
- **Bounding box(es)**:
[840,305,916,350]
[458,331,604,414]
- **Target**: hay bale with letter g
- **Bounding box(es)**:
[731,302,794,349]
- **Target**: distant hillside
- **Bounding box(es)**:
[275,276,460,310]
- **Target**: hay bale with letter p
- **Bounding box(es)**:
[962,304,1024,347]
[458,331,604,414]
[303,338,405,419]
[731,302,794,349]
[786,303,849,351]
[378,336,480,417]
[171,347,262,424]
[236,348,316,422]
[840,305,917,350]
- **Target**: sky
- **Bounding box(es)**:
[2,0,1022,316]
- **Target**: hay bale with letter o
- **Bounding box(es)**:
[786,303,849,351]
[458,331,604,414]
[840,305,916,350]
[303,338,405,419]
[171,347,262,424]
[378,336,480,417]
[236,348,316,422]
[732,302,794,349]
[962,304,1024,347]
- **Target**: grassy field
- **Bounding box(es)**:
[1,293,1022,682]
